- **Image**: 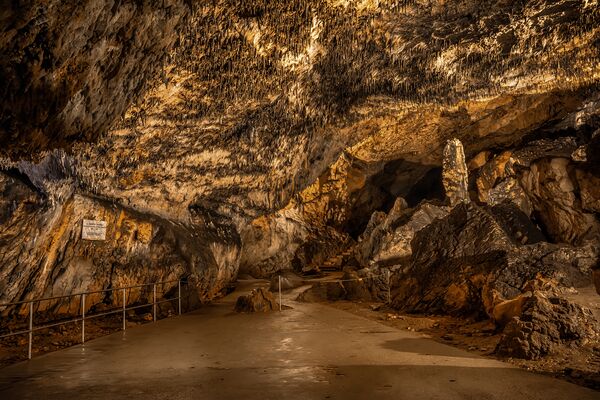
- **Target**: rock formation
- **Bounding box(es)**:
[442,139,469,206]
[234,288,279,313]
[496,281,598,360]
[0,1,599,356]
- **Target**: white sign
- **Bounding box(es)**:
[82,220,107,241]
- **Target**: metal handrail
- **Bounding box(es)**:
[0,279,181,308]
[0,279,185,360]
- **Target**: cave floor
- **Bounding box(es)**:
[0,280,598,400]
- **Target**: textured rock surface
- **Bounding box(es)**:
[470,135,600,246]
[355,198,448,267]
[521,157,599,244]
[391,202,597,317]
[0,170,237,312]
[0,0,599,313]
[0,1,191,158]
[442,139,469,206]
[496,284,598,360]
[234,288,278,313]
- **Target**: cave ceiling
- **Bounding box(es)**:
[0,0,598,270]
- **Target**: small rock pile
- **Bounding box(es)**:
[234,288,279,313]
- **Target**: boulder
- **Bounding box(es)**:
[391,202,596,317]
[354,198,448,267]
[520,157,599,245]
[234,288,279,313]
[496,286,598,360]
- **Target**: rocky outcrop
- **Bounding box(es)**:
[354,198,448,267]
[238,210,309,278]
[391,202,597,317]
[0,172,238,313]
[521,157,599,245]
[496,283,598,360]
[234,288,278,313]
[470,134,600,245]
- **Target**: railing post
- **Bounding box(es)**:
[28,302,33,359]
[178,279,182,316]
[387,269,391,305]
[122,288,126,331]
[278,275,282,312]
[81,293,86,344]
[153,284,157,322]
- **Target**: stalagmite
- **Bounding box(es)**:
[442,138,469,206]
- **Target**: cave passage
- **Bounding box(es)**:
[1,0,600,398]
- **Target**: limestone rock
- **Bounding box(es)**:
[355,198,448,267]
[468,151,492,171]
[476,151,514,203]
[520,158,599,244]
[391,202,594,317]
[496,289,598,360]
[239,210,309,278]
[576,169,600,213]
[234,288,278,313]
[572,146,588,162]
[472,137,600,245]
[0,174,237,312]
[487,178,533,216]
[442,139,469,206]
[1,0,600,320]
[0,1,192,158]
[510,137,579,168]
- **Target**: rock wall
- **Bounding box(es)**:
[1,1,599,310]
[0,171,238,312]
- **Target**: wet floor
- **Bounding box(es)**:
[0,280,597,400]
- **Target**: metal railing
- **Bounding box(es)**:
[307,269,392,303]
[276,269,392,305]
[0,279,185,360]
